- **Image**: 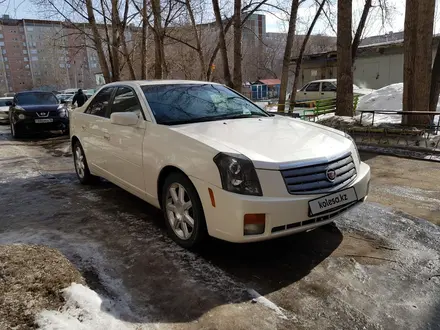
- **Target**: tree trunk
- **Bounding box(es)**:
[233,0,242,92]
[206,20,233,81]
[111,0,121,81]
[277,0,299,113]
[141,0,148,80]
[85,0,111,83]
[185,0,205,80]
[352,0,372,64]
[403,0,435,125]
[336,0,353,116]
[151,0,163,79]
[289,0,326,111]
[117,0,136,80]
[212,0,233,87]
[429,40,440,111]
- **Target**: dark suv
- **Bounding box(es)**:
[7,91,69,138]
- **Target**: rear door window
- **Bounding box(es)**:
[322,82,336,92]
[85,87,115,118]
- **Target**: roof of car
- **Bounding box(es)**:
[16,90,55,94]
[102,80,222,88]
[307,79,337,83]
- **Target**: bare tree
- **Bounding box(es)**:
[429,38,440,112]
[351,0,372,64]
[277,0,300,113]
[289,0,326,111]
[212,0,233,87]
[403,0,435,124]
[233,0,242,92]
[335,0,353,116]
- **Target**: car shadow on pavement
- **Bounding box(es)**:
[0,171,343,325]
[197,225,343,295]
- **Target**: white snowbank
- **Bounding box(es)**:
[355,83,440,125]
[37,283,140,330]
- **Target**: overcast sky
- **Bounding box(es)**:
[0,0,436,37]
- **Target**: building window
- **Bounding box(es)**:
[3,57,7,61]
[23,42,26,46]
[0,34,3,38]
[24,57,28,61]
[59,63,65,68]
[2,49,5,54]
[19,27,24,32]
[30,49,37,54]
[31,56,38,61]
[27,27,34,31]
[5,64,9,69]
[0,42,4,46]
[33,42,36,47]
[23,50,27,54]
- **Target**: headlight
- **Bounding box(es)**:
[345,132,361,164]
[58,108,68,118]
[213,153,262,196]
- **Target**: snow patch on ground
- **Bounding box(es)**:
[37,283,144,330]
[247,289,288,320]
[355,83,440,125]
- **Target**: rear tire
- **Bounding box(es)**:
[161,172,207,249]
[73,141,99,185]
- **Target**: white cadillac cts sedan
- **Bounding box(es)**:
[70,81,371,248]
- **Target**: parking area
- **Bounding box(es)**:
[0,124,439,329]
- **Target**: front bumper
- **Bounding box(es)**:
[191,162,371,243]
[14,117,69,133]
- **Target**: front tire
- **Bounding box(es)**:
[162,173,207,249]
[10,122,23,138]
[73,141,99,184]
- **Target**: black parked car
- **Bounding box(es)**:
[7,91,69,138]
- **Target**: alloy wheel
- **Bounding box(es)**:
[165,183,195,240]
[74,146,85,179]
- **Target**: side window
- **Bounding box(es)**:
[111,87,143,118]
[300,84,309,91]
[305,82,320,92]
[85,87,115,117]
[322,82,336,92]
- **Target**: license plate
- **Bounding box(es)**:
[308,187,357,216]
[35,119,53,123]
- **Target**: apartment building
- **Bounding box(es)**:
[0,15,101,94]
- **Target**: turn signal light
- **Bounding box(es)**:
[244,214,266,235]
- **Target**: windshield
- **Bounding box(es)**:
[142,84,268,125]
[16,93,59,105]
[0,99,12,106]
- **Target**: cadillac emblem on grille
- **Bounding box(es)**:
[326,169,337,182]
[37,111,49,117]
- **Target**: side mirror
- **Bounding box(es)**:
[110,112,139,126]
[5,101,12,106]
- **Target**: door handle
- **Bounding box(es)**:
[321,93,324,95]
[304,92,307,95]
[104,133,110,140]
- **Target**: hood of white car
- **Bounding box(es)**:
[169,116,353,170]
[0,106,9,112]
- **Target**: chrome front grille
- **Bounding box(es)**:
[281,152,357,195]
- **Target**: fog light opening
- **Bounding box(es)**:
[244,214,266,235]
[18,114,25,120]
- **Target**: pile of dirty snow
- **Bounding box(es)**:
[37,283,140,330]
[355,83,440,125]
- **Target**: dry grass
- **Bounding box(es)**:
[0,244,84,330]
